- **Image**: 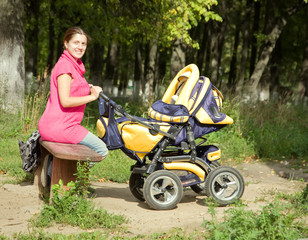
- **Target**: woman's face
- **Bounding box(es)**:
[64,34,87,60]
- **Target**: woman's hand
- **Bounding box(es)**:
[58,74,102,107]
[90,86,102,100]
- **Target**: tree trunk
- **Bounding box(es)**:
[24,0,39,94]
[209,1,227,86]
[0,0,25,112]
[133,42,143,98]
[269,38,282,101]
[295,24,308,105]
[89,42,104,86]
[227,22,240,93]
[244,1,305,102]
[236,0,252,95]
[258,0,276,102]
[196,22,208,74]
[170,39,185,79]
[156,48,168,98]
[104,41,119,96]
[249,1,260,77]
[259,66,271,101]
[144,41,158,105]
[47,0,56,75]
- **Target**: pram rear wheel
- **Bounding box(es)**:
[205,166,244,206]
[190,161,220,195]
[143,170,183,210]
[129,173,145,201]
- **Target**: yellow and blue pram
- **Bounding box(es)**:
[97,64,244,210]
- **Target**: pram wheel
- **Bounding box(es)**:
[205,166,244,206]
[129,173,145,201]
[190,161,220,195]
[143,170,183,210]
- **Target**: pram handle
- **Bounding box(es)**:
[99,92,110,102]
[98,92,177,141]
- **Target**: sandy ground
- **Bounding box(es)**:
[0,161,307,238]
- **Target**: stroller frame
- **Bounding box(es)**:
[97,64,245,210]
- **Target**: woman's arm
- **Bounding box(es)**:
[57,74,102,108]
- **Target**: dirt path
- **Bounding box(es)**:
[0,161,307,238]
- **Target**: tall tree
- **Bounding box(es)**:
[24,0,39,91]
[249,0,260,77]
[295,24,308,105]
[144,41,158,104]
[236,0,252,95]
[0,0,25,112]
[170,39,186,79]
[244,0,307,101]
[133,42,144,98]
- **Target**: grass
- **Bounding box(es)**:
[202,184,308,240]
[90,150,135,183]
[30,162,127,230]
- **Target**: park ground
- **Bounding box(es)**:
[0,160,307,238]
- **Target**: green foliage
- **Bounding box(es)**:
[31,161,127,230]
[202,187,308,239]
[239,102,308,159]
[90,150,135,183]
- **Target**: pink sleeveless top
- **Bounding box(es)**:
[38,50,90,144]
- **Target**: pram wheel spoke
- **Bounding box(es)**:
[215,176,225,187]
[161,179,173,189]
[164,191,173,202]
[151,186,163,195]
[144,170,183,210]
[205,166,245,206]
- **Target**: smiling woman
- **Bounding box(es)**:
[38,26,108,160]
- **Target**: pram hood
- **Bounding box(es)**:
[149,64,233,125]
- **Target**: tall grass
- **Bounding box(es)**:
[206,98,308,161]
[239,102,308,159]
[22,80,49,133]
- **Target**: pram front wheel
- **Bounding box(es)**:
[129,173,145,201]
[190,161,221,195]
[143,170,183,210]
[205,166,244,206]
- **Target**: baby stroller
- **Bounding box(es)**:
[97,64,244,210]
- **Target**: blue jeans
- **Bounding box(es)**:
[79,131,108,159]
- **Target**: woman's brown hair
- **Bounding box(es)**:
[63,26,91,46]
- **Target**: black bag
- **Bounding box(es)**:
[18,130,41,173]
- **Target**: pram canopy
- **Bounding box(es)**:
[149,64,233,125]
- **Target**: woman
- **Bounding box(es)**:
[39,26,108,159]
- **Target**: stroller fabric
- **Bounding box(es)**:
[97,99,124,150]
[97,63,233,159]
[148,100,189,123]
